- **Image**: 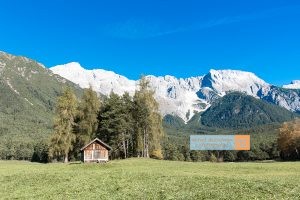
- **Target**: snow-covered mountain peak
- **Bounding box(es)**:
[283,80,300,89]
[208,69,267,85]
[50,62,136,95]
[51,62,85,72]
[202,69,269,96]
[51,62,118,76]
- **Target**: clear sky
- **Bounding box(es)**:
[0,0,300,85]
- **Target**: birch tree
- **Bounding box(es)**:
[133,76,164,159]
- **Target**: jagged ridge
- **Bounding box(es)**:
[50,62,300,122]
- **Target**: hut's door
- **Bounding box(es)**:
[93,150,100,160]
[94,143,106,159]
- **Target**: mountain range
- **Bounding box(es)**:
[50,62,300,122]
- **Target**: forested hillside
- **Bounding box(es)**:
[0,52,82,159]
[201,92,296,128]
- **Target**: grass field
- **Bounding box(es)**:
[1,159,300,199]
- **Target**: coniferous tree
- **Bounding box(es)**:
[97,92,134,159]
[97,92,119,158]
[49,87,77,163]
[96,77,164,160]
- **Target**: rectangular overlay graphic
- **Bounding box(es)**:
[190,135,250,150]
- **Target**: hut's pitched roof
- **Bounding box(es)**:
[80,138,112,151]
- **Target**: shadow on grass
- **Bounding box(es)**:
[68,161,82,165]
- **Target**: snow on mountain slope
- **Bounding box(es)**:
[145,75,206,120]
[283,80,300,89]
[263,86,300,112]
[50,63,300,121]
[201,69,270,97]
[50,63,206,121]
[50,62,136,95]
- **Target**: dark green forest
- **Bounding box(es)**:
[201,92,296,128]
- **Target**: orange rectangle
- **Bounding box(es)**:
[234,135,250,150]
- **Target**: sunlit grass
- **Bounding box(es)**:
[1,159,300,199]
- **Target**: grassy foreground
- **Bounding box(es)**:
[0,159,300,199]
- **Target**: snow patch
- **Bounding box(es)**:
[24,98,33,106]
[31,70,38,74]
[6,79,20,95]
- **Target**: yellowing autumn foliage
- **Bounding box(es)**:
[278,119,300,160]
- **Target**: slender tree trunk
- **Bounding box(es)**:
[145,129,149,158]
[122,132,127,159]
[64,153,69,163]
[146,141,149,158]
[143,129,146,157]
[123,142,127,159]
[126,139,129,158]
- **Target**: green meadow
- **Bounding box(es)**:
[1,159,300,200]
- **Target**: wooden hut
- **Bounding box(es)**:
[80,138,112,163]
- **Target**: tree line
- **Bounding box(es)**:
[48,77,164,162]
[162,138,280,162]
[163,118,300,162]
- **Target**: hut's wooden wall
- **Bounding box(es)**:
[83,142,109,162]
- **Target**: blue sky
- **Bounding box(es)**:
[0,0,300,85]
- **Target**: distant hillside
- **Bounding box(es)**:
[0,51,82,159]
[201,92,296,128]
[163,114,186,129]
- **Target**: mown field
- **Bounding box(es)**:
[0,159,300,200]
